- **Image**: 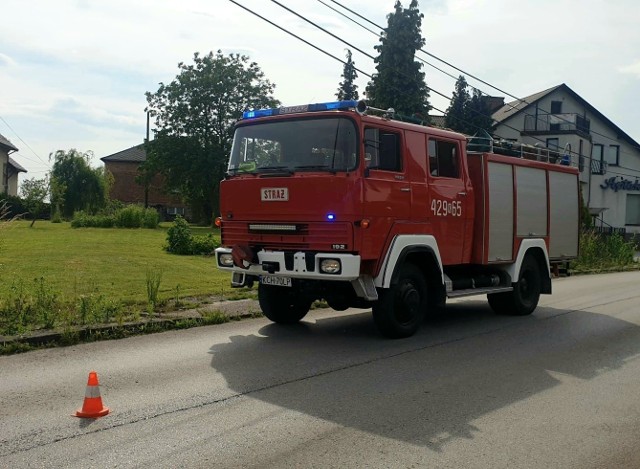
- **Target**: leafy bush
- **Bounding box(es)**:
[165,216,219,255]
[71,205,158,229]
[0,195,26,219]
[70,210,90,228]
[142,208,160,229]
[191,233,219,255]
[166,215,193,254]
[116,205,143,228]
[51,208,63,223]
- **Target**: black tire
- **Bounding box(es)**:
[372,264,427,338]
[326,298,350,311]
[258,284,312,324]
[488,255,541,316]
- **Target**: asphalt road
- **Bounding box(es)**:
[2,271,640,468]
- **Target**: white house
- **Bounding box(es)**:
[1,133,26,197]
[492,84,640,233]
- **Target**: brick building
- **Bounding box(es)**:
[101,144,189,220]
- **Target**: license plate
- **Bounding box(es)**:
[260,276,292,287]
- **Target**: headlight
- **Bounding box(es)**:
[218,253,234,267]
[320,258,341,274]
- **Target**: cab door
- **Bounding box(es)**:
[427,137,472,265]
[361,127,411,258]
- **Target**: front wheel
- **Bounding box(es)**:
[372,264,427,338]
[258,284,312,324]
[488,255,542,316]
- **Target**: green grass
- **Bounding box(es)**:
[0,220,233,305]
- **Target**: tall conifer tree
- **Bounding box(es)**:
[444,75,470,133]
[336,49,359,101]
[365,0,430,120]
[467,88,494,135]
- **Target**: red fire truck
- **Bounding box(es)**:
[215,100,579,338]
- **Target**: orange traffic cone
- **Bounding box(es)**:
[75,371,110,418]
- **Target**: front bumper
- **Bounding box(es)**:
[215,247,361,282]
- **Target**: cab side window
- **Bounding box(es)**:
[365,128,402,172]
[428,138,460,178]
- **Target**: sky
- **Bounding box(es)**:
[1,0,639,185]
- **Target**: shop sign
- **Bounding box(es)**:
[600,176,640,192]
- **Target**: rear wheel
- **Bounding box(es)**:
[488,255,541,316]
[372,264,427,338]
[258,284,312,324]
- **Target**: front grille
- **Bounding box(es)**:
[222,221,351,251]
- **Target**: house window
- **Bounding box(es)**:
[364,128,402,172]
[593,144,604,162]
[167,207,185,216]
[428,138,460,178]
[546,138,559,150]
[550,101,563,114]
[592,144,605,175]
[625,194,640,225]
[606,145,619,166]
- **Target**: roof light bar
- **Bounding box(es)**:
[242,100,359,120]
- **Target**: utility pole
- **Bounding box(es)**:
[143,111,150,208]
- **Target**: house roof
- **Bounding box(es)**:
[492,83,640,150]
[0,132,18,152]
[8,156,27,173]
[100,144,146,163]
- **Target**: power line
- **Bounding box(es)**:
[259,1,576,161]
[227,4,510,155]
[325,0,640,156]
[229,2,573,165]
[319,0,640,176]
[0,115,47,167]
[228,1,640,180]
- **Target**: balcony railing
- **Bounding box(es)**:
[524,113,591,135]
[591,159,608,175]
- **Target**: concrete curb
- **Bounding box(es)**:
[0,299,263,348]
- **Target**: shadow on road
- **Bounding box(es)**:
[208,302,639,451]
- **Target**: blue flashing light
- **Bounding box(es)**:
[242,108,275,119]
[309,100,358,111]
[326,213,336,221]
[242,100,359,119]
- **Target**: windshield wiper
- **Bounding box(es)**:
[293,164,336,174]
[257,166,294,176]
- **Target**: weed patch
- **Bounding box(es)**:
[572,231,637,272]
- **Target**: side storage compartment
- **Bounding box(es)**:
[467,153,515,264]
[548,171,580,259]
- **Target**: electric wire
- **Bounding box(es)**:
[0,115,47,167]
[324,0,640,155]
[228,0,640,181]
[317,0,640,178]
[264,1,592,166]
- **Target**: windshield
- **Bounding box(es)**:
[228,117,358,174]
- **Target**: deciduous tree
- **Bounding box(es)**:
[49,149,109,218]
[20,177,49,227]
[144,51,279,222]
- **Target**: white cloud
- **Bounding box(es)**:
[1,0,639,183]
[619,61,640,78]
